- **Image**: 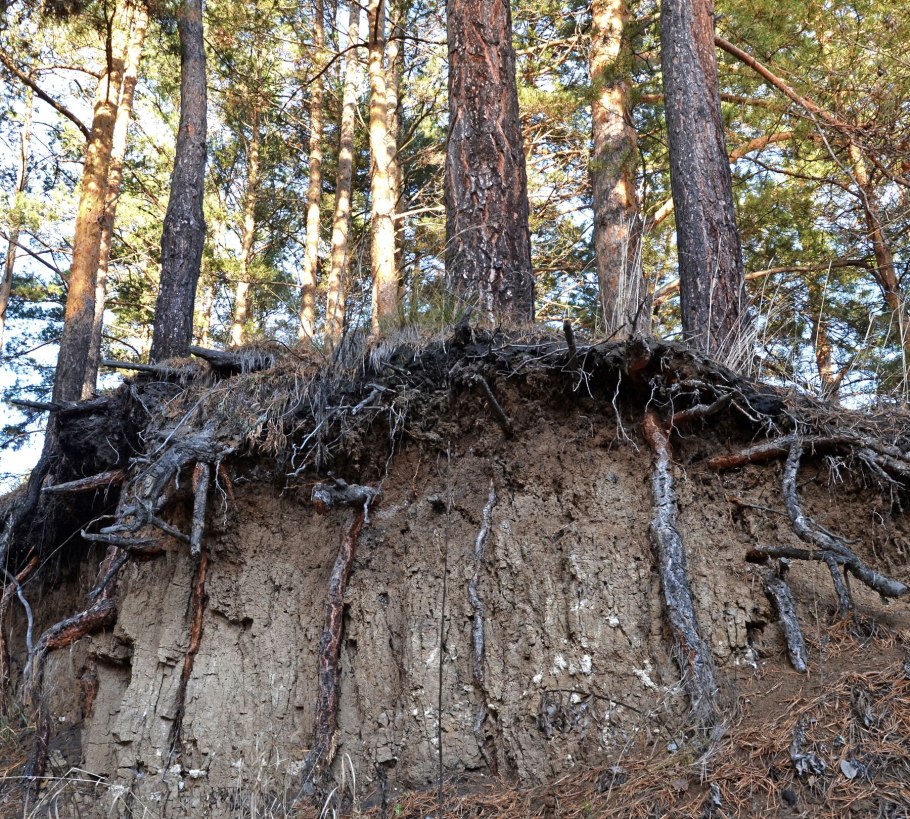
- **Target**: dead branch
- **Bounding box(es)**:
[643,411,719,731]
[9,398,61,413]
[191,463,210,558]
[42,470,125,495]
[475,376,513,437]
[299,510,366,794]
[782,443,907,603]
[169,547,210,761]
[468,480,498,774]
[763,562,808,672]
[100,359,179,376]
[188,345,277,375]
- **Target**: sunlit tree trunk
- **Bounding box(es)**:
[445,0,533,322]
[299,0,325,343]
[368,0,399,333]
[325,1,363,350]
[386,0,405,286]
[53,1,131,401]
[150,0,208,362]
[661,0,747,358]
[84,1,149,393]
[590,0,648,336]
[0,85,34,353]
[230,109,261,346]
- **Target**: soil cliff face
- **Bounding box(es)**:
[4,333,910,817]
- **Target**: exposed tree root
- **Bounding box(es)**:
[168,546,210,762]
[299,508,367,796]
[643,411,719,733]
[781,443,907,606]
[468,480,498,774]
[474,376,513,437]
[762,561,808,672]
[190,462,210,557]
[0,556,38,701]
[41,469,126,495]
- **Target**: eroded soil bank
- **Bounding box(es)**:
[2,331,910,817]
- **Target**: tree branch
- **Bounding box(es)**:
[0,54,90,139]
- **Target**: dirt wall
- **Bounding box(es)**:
[14,384,910,817]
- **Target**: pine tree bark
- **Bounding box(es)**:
[386,0,405,285]
[230,107,261,347]
[660,0,747,357]
[368,0,399,333]
[590,0,649,336]
[325,2,363,351]
[445,0,533,323]
[150,0,208,362]
[299,0,326,343]
[53,1,132,402]
[84,2,149,394]
[0,84,34,353]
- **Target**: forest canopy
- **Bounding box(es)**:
[0,0,908,452]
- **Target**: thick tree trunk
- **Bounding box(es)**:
[299,0,325,343]
[53,1,131,401]
[0,85,34,353]
[150,0,208,362]
[230,109,261,347]
[84,2,149,394]
[660,0,747,358]
[445,0,533,323]
[590,0,649,336]
[325,2,363,351]
[386,0,405,286]
[368,0,399,333]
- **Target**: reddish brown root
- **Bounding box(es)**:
[299,509,366,795]
[169,547,210,761]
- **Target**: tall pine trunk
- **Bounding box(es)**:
[445,0,533,323]
[368,0,399,333]
[590,0,648,336]
[0,85,34,352]
[386,0,405,286]
[150,0,208,362]
[660,0,747,357]
[325,2,363,351]
[230,107,261,347]
[299,0,325,343]
[53,1,131,401]
[84,2,149,394]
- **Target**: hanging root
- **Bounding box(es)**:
[168,546,210,761]
[643,411,719,733]
[468,480,498,774]
[191,463,211,558]
[780,443,907,616]
[762,560,808,672]
[474,376,513,437]
[0,556,38,701]
[298,508,367,797]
